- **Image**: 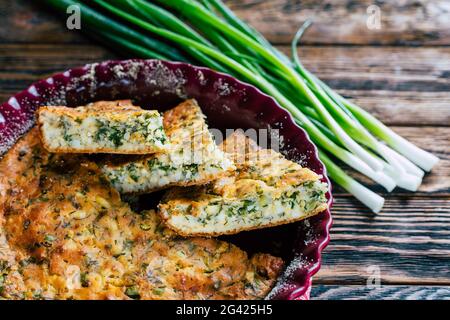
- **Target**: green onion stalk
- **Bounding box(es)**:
[43,0,439,213]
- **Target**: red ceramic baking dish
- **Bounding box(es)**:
[0,59,332,300]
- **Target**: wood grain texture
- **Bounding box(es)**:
[315,197,450,285]
[225,0,450,45]
[311,285,450,300]
[293,46,450,93]
[2,0,450,46]
[0,44,115,102]
[0,0,87,44]
[283,45,450,126]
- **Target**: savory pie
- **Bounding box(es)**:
[0,129,283,300]
[101,100,235,194]
[158,131,328,236]
[37,100,168,154]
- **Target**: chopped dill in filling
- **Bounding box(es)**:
[93,113,167,148]
[162,180,328,230]
[101,100,235,194]
[158,132,329,236]
[38,103,169,154]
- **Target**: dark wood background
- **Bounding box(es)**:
[0,0,449,299]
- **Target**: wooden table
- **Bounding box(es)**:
[1,0,449,300]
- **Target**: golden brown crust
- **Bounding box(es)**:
[37,140,167,155]
[121,170,233,195]
[220,131,319,185]
[39,100,141,115]
[84,100,141,112]
[162,99,201,132]
[0,130,283,300]
[37,144,165,156]
[134,212,284,300]
[220,130,261,164]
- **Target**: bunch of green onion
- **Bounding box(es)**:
[44,0,439,212]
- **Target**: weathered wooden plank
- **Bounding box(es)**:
[326,90,450,127]
[226,0,450,45]
[314,196,450,285]
[0,44,114,73]
[290,46,450,94]
[282,46,450,126]
[311,285,450,300]
[0,44,115,102]
[0,0,87,44]
[1,44,449,126]
[2,0,450,46]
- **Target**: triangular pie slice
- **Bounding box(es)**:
[158,131,328,237]
[101,99,235,194]
[37,100,169,154]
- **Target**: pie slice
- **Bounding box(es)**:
[101,99,235,194]
[37,100,169,154]
[158,131,329,237]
